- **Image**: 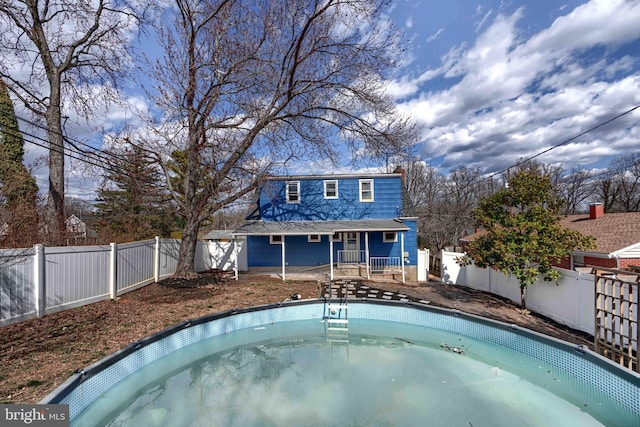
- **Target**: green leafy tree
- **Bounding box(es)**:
[94,145,175,243]
[461,168,595,310]
[0,78,39,247]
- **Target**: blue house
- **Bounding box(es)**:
[232,169,418,282]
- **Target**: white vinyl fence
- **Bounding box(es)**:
[0,237,246,327]
[440,250,596,335]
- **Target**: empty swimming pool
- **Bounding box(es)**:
[42,300,640,426]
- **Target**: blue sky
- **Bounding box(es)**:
[385,0,640,175]
[10,0,640,198]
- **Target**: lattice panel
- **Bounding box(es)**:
[594,269,639,373]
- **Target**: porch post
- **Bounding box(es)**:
[365,232,370,279]
[401,232,406,283]
[281,235,286,282]
[154,236,160,283]
[330,236,334,281]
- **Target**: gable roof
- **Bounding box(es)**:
[460,212,640,255]
[559,212,640,255]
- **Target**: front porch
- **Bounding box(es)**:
[232,218,417,283]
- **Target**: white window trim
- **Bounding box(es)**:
[359,179,374,202]
[324,180,338,199]
[308,234,321,242]
[270,235,283,244]
[383,231,397,243]
[331,232,342,242]
[286,181,300,204]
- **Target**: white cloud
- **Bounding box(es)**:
[396,0,640,174]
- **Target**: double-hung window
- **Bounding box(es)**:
[324,180,338,199]
[286,181,300,203]
[359,179,374,202]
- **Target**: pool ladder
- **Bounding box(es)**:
[325,280,349,346]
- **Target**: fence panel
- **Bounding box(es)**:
[44,245,111,314]
[527,269,595,334]
[440,252,596,335]
[440,251,464,285]
[0,248,36,326]
[158,239,181,278]
[195,240,212,272]
[117,240,156,295]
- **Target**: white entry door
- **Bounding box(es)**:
[344,232,360,263]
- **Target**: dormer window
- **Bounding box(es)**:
[359,179,374,202]
[286,181,300,203]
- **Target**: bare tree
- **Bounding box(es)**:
[140,0,415,277]
[558,168,593,214]
[0,0,140,244]
[589,173,619,213]
[609,152,640,212]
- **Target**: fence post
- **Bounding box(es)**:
[110,243,117,299]
[33,244,45,318]
[154,236,160,283]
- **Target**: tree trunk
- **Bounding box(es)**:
[174,213,201,278]
[44,80,65,246]
[520,285,527,311]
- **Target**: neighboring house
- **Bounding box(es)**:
[460,203,640,271]
[232,170,419,281]
[65,214,97,245]
[557,204,640,270]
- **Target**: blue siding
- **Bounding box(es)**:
[248,235,331,267]
[259,176,403,221]
[403,219,418,265]
[248,227,417,268]
[246,174,417,269]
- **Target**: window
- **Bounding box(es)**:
[359,179,374,202]
[286,181,300,203]
[270,235,283,244]
[383,232,397,243]
[331,232,342,242]
[308,234,321,242]
[324,180,338,199]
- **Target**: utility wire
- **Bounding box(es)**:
[477,104,640,186]
[1,113,162,186]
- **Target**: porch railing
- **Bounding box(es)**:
[370,256,401,273]
[337,250,366,265]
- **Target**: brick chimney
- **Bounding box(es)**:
[589,203,604,219]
